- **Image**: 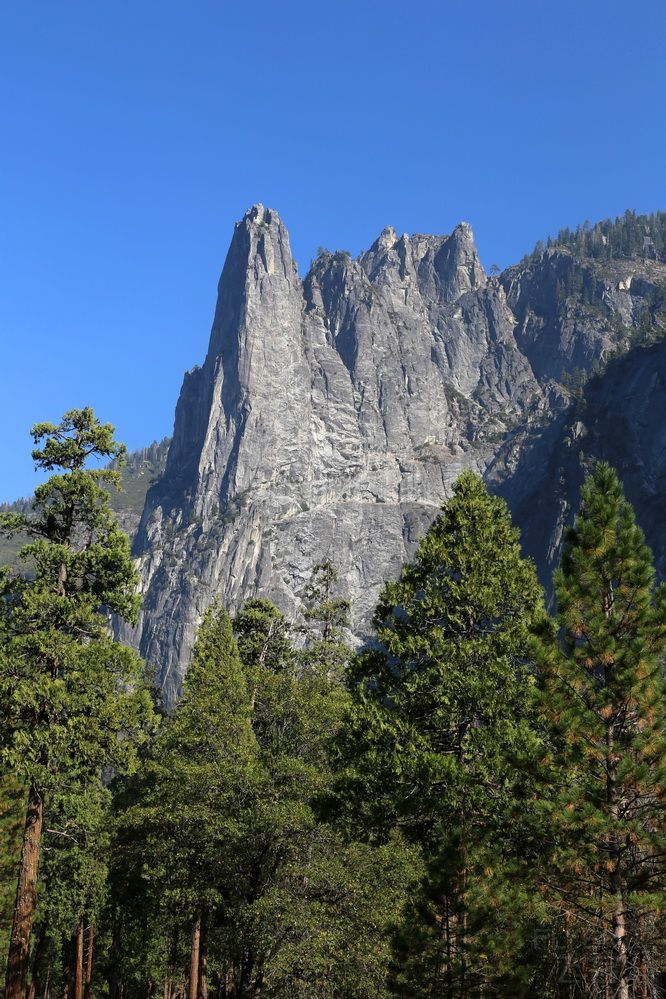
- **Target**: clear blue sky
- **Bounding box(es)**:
[2,0,664,499]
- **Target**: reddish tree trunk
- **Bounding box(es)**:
[5,785,44,999]
[188,913,201,999]
[84,924,94,999]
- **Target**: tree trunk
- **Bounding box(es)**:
[606,705,630,999]
[74,920,84,999]
[198,936,208,999]
[459,891,467,999]
[5,785,44,999]
[611,892,630,999]
[609,839,629,999]
[188,913,201,999]
[84,925,94,999]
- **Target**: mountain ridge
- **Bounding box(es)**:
[121,205,666,703]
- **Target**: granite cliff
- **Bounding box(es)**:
[123,207,666,704]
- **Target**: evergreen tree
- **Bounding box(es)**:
[337,471,546,995]
[112,603,261,998]
[546,210,666,263]
[534,463,666,997]
[390,835,553,998]
[300,560,352,679]
[0,408,155,999]
[111,596,415,998]
[0,777,24,970]
[33,779,112,999]
[227,597,415,998]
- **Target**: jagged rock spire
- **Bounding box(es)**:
[125,205,666,705]
[128,206,539,702]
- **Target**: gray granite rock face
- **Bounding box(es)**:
[501,251,666,381]
[490,332,666,600]
[126,206,666,705]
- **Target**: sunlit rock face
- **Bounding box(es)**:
[124,205,666,705]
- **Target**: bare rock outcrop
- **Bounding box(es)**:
[126,206,666,704]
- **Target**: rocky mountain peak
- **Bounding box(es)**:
[227,203,297,282]
[375,225,399,251]
[357,220,485,306]
[125,206,666,705]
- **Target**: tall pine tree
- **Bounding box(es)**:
[337,471,546,996]
[231,597,418,999]
[534,463,666,997]
[111,596,416,998]
[112,603,261,999]
[0,408,155,999]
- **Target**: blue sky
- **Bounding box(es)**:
[2,0,665,499]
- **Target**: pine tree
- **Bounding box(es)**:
[337,471,546,995]
[111,596,414,997]
[300,560,352,679]
[112,603,261,998]
[0,408,155,999]
[229,597,415,998]
[534,463,666,997]
[32,779,111,999]
[0,777,24,970]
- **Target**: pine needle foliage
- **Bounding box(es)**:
[534,462,666,996]
[0,407,154,795]
[0,778,24,968]
[0,408,156,999]
[340,470,545,837]
[117,602,261,923]
[337,471,546,996]
[110,596,417,997]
